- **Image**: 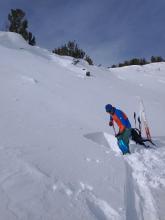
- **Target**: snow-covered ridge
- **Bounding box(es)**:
[0,31,29,49]
[0,32,165,220]
[0,31,88,70]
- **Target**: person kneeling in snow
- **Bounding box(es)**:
[105,104,132,155]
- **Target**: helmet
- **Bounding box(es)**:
[105,104,113,113]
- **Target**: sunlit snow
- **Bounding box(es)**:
[0,32,165,220]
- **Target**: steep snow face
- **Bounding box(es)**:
[0,32,165,220]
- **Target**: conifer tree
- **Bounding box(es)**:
[8,9,29,40]
[85,55,93,65]
[28,32,36,46]
[53,41,93,65]
[151,56,157,63]
[8,9,36,46]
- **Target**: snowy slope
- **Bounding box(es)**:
[0,32,165,220]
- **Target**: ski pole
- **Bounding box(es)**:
[112,124,117,136]
[134,112,136,128]
[138,116,141,134]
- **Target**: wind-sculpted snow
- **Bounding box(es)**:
[0,32,29,49]
[0,32,165,219]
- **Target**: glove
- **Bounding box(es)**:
[115,133,120,137]
[109,121,113,126]
[115,130,124,137]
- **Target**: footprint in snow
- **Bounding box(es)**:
[86,193,120,220]
[85,157,101,164]
[21,75,38,85]
[52,181,74,197]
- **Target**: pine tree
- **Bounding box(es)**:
[111,64,117,68]
[156,56,164,62]
[85,55,93,65]
[151,56,157,63]
[28,32,36,46]
[8,9,36,46]
[8,9,28,39]
[52,41,93,65]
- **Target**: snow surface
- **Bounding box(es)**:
[0,31,165,220]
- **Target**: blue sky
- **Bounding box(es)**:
[0,0,165,66]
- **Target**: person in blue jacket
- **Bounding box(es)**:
[105,104,132,154]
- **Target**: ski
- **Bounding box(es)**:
[139,99,152,141]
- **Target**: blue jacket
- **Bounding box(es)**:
[110,108,131,133]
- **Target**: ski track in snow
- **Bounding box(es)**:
[157,79,165,84]
[0,146,51,219]
[1,133,164,220]
[0,144,122,220]
[76,182,122,220]
[86,193,120,220]
[52,179,120,220]
[21,75,39,85]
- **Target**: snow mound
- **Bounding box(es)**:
[0,31,29,49]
